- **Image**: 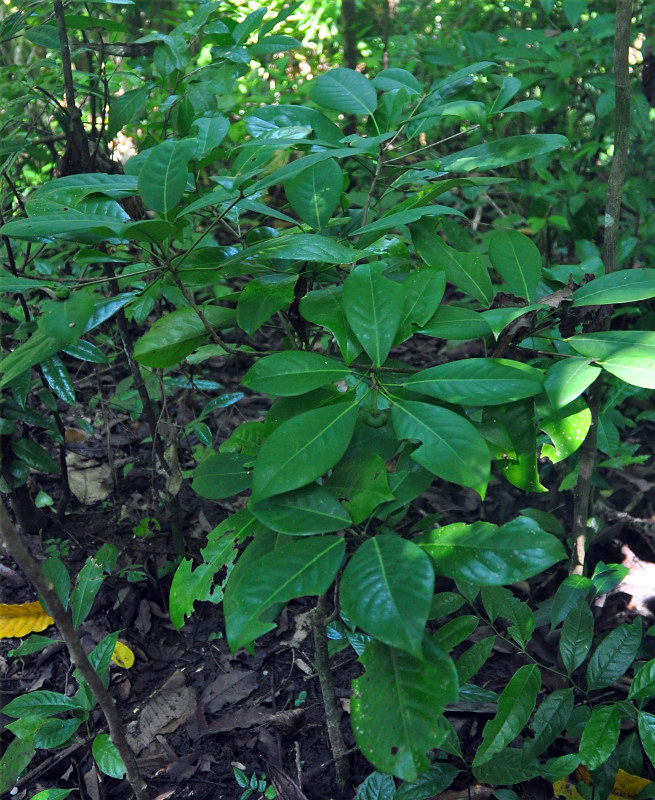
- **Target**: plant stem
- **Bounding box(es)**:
[312,594,349,790]
[0,500,151,800]
[569,0,632,575]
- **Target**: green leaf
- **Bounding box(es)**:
[236,274,296,336]
[568,331,655,389]
[551,575,594,629]
[412,223,493,305]
[251,484,351,535]
[133,305,236,368]
[169,511,255,629]
[224,535,345,651]
[284,158,342,230]
[40,355,75,405]
[351,639,458,781]
[12,439,59,474]
[29,789,74,800]
[487,230,542,301]
[418,306,492,340]
[3,691,83,718]
[544,358,601,409]
[579,704,620,771]
[432,615,478,651]
[138,138,197,213]
[629,658,655,700]
[540,398,591,464]
[192,453,251,499]
[92,734,125,779]
[638,711,655,769]
[395,267,446,341]
[417,516,566,584]
[70,550,113,628]
[480,586,534,649]
[312,67,378,115]
[0,270,55,291]
[373,68,421,94]
[486,400,547,493]
[473,665,541,767]
[0,735,35,794]
[341,536,435,657]
[37,292,94,344]
[394,762,459,800]
[0,214,124,243]
[586,619,641,690]
[356,772,396,800]
[343,263,405,366]
[456,636,496,684]
[572,269,655,306]
[221,233,364,268]
[300,287,362,364]
[401,358,544,406]
[243,351,349,396]
[391,398,490,497]
[324,452,394,524]
[440,134,568,173]
[559,599,594,674]
[524,689,574,759]
[190,112,230,158]
[252,398,359,502]
[354,205,465,240]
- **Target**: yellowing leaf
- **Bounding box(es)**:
[111,640,134,669]
[0,601,54,638]
[553,768,651,800]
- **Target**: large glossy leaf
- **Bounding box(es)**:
[251,484,351,534]
[243,351,349,396]
[0,214,125,243]
[395,267,446,341]
[341,536,434,656]
[70,545,116,628]
[440,134,568,172]
[220,233,364,270]
[284,158,342,230]
[418,306,492,340]
[487,230,542,301]
[92,734,125,779]
[628,658,655,700]
[412,223,493,305]
[473,664,541,767]
[391,398,490,497]
[190,112,230,158]
[540,398,591,464]
[586,619,641,690]
[354,206,465,239]
[137,138,196,213]
[572,269,655,306]
[312,67,378,115]
[224,535,345,652]
[343,263,405,366]
[133,305,236,368]
[401,358,544,406]
[37,292,94,344]
[638,711,655,769]
[579,705,620,771]
[568,331,655,389]
[417,516,566,584]
[251,398,359,502]
[3,690,84,717]
[544,358,601,409]
[351,639,458,781]
[192,453,251,499]
[236,274,296,336]
[324,452,394,524]
[300,287,362,364]
[485,400,547,493]
[0,735,35,795]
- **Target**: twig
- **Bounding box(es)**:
[0,500,151,800]
[312,594,349,790]
[569,0,632,574]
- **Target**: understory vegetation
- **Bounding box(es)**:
[1,1,655,799]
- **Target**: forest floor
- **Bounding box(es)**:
[2,333,655,800]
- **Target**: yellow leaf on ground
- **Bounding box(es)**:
[111,640,135,669]
[554,768,651,800]
[0,601,54,638]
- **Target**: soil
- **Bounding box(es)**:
[2,332,655,800]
